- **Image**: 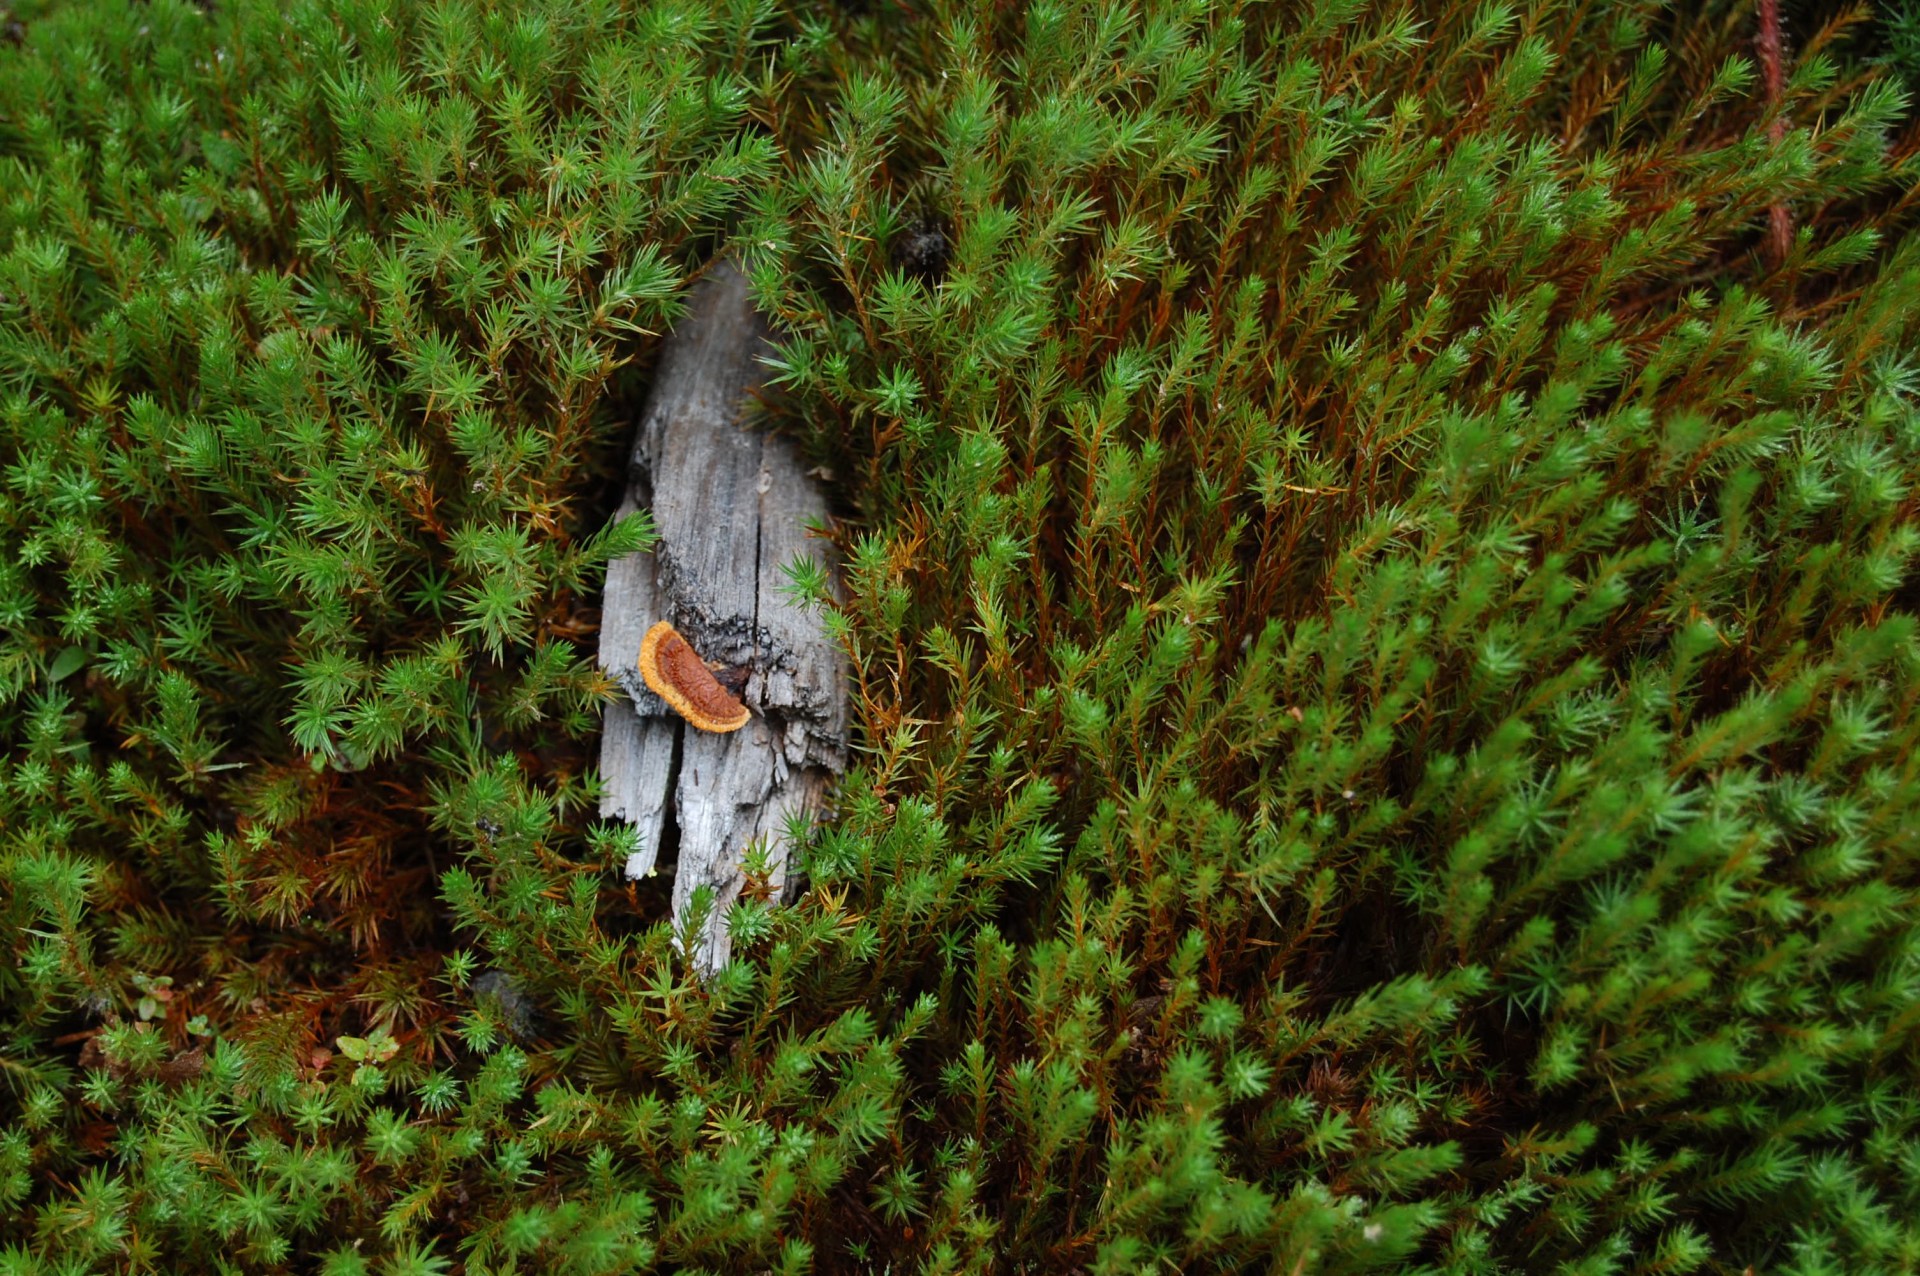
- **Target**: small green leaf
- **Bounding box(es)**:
[48,646,86,682]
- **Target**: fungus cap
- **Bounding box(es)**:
[638,621,750,733]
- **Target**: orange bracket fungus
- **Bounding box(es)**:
[638,621,750,734]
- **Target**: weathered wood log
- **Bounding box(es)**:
[597,259,846,975]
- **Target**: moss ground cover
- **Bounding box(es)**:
[2,0,1918,1270]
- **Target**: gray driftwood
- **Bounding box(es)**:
[598,259,846,975]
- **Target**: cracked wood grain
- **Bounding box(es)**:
[597,258,847,975]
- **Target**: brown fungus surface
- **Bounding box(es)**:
[638,621,750,733]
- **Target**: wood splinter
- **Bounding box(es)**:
[638,620,750,734]
[599,260,846,974]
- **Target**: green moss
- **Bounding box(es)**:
[2,0,1918,1270]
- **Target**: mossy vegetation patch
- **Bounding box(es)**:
[2,0,1918,1270]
